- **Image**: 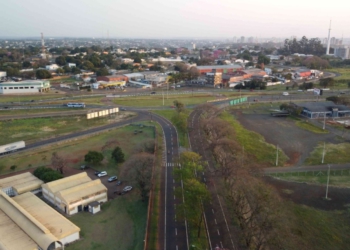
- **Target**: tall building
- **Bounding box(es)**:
[334,47,350,59]
[240,36,245,43]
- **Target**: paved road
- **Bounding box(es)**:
[188,109,238,250]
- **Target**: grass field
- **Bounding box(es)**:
[68,192,147,250]
[222,112,288,166]
[330,68,350,81]
[289,203,350,250]
[295,120,329,134]
[0,124,153,175]
[271,169,350,187]
[305,142,350,165]
[0,114,126,145]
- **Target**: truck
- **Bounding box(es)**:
[0,141,25,155]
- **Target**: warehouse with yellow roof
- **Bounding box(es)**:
[0,190,80,250]
[42,172,107,215]
[0,172,43,197]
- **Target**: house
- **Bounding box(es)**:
[196,65,242,75]
[0,190,80,249]
[41,172,107,215]
[45,64,59,71]
[96,75,128,82]
[67,63,76,68]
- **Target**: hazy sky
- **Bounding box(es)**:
[1,0,349,39]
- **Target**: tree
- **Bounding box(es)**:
[125,153,154,200]
[111,146,125,163]
[33,166,63,182]
[258,55,270,65]
[56,68,64,74]
[96,67,109,76]
[133,57,141,63]
[84,151,104,164]
[173,100,185,113]
[55,56,66,66]
[22,61,31,68]
[36,69,52,79]
[51,152,66,174]
[71,66,81,74]
[319,78,334,88]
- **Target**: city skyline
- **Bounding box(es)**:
[1,0,349,39]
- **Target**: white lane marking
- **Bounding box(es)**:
[173,179,175,183]
[175,228,177,236]
[174,195,176,200]
[220,241,223,248]
[176,246,178,250]
[212,209,215,214]
[215,219,217,224]
[217,229,220,236]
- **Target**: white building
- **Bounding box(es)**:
[45,64,60,71]
[151,57,182,63]
[68,63,77,68]
[0,71,6,77]
[0,80,51,94]
[41,172,107,216]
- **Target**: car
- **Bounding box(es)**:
[120,108,126,111]
[150,91,156,94]
[123,186,132,192]
[80,165,89,170]
[282,92,289,96]
[340,92,346,94]
[116,180,122,186]
[108,176,118,182]
[97,171,107,177]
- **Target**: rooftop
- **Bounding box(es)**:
[41,172,91,194]
[197,64,242,70]
[0,172,43,195]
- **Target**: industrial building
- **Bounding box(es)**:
[296,101,350,119]
[0,190,80,250]
[197,65,242,74]
[0,80,51,94]
[0,172,43,197]
[206,72,222,87]
[42,172,107,215]
[96,75,128,82]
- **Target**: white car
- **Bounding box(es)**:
[123,186,132,192]
[282,92,289,96]
[97,171,107,177]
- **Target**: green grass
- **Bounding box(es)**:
[68,196,147,250]
[305,142,350,165]
[0,124,153,175]
[113,93,227,107]
[221,112,288,167]
[271,169,350,187]
[0,115,126,145]
[289,203,350,250]
[295,120,329,134]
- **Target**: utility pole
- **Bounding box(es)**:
[275,145,279,166]
[162,89,164,106]
[323,113,326,130]
[322,142,326,164]
[325,164,331,199]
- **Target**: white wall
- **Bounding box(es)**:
[56,232,80,247]
[0,85,41,94]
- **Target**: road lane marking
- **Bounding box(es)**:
[215,219,217,224]
[217,229,220,235]
[175,228,177,235]
[212,209,215,214]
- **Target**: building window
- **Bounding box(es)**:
[30,87,34,89]
[4,87,6,89]
[9,87,13,89]
[19,87,23,89]
[14,87,18,89]
[25,87,29,89]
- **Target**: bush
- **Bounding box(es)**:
[111,147,125,163]
[10,165,17,171]
[33,166,63,183]
[85,151,104,164]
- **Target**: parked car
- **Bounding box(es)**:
[123,186,132,192]
[97,171,107,177]
[80,165,89,170]
[108,176,118,182]
[94,171,101,175]
[282,92,289,96]
[120,108,126,111]
[151,91,156,94]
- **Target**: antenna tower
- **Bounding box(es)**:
[326,20,332,55]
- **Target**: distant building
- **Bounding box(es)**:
[96,75,128,82]
[334,47,350,59]
[206,72,222,87]
[45,64,60,71]
[0,71,6,77]
[67,63,76,68]
[151,57,182,63]
[196,64,242,74]
[296,101,350,119]
[0,80,50,94]
[0,172,43,197]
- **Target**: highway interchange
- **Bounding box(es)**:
[1,86,350,250]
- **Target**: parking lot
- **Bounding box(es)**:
[233,110,339,166]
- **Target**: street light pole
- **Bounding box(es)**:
[275,145,279,166]
[325,164,331,199]
[321,142,326,164]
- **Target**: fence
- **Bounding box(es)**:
[229,97,248,106]
[265,169,350,178]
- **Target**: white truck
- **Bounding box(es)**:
[0,141,25,155]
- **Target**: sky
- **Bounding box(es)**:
[1,0,349,39]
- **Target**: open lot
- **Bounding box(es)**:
[233,110,341,166]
